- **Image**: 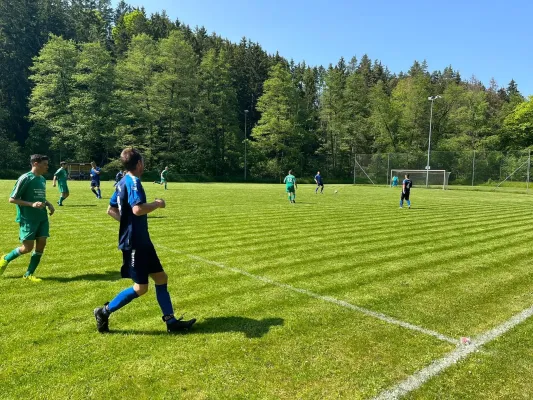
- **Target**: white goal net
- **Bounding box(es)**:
[391,169,451,189]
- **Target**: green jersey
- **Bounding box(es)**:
[161,170,169,180]
[284,174,296,187]
[10,172,48,223]
[54,167,68,183]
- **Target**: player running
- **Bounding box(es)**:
[400,174,413,209]
[53,161,69,206]
[0,154,55,281]
[314,171,324,194]
[153,166,169,190]
[90,161,102,199]
[284,170,297,203]
[93,148,196,333]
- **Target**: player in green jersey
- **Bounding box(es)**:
[283,170,298,203]
[53,161,70,206]
[0,154,55,282]
[153,166,169,190]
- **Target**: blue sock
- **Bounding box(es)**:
[155,284,175,322]
[108,287,139,313]
[97,189,101,198]
[407,200,411,207]
[400,200,403,207]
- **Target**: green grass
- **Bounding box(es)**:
[1,180,533,399]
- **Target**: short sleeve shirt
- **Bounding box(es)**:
[161,170,169,180]
[90,167,101,183]
[315,174,323,184]
[284,174,296,187]
[54,168,68,183]
[110,174,152,250]
[10,172,48,223]
[403,179,412,191]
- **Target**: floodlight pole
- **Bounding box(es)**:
[426,95,441,188]
[244,110,249,181]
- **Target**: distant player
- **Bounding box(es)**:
[284,169,297,203]
[391,175,399,187]
[400,174,412,209]
[114,170,125,187]
[93,148,196,333]
[0,154,55,281]
[90,161,102,199]
[314,171,324,194]
[153,166,169,190]
[53,161,69,206]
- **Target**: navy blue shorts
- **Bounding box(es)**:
[317,183,324,187]
[121,245,164,284]
[91,180,100,187]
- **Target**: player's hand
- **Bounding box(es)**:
[32,202,45,209]
[155,198,166,209]
[48,204,55,216]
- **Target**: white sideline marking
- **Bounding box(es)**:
[373,304,533,400]
[63,212,456,344]
[160,247,457,344]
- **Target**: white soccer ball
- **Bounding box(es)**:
[334,190,338,194]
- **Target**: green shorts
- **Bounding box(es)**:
[286,185,295,193]
[161,179,167,184]
[19,219,50,242]
[58,182,69,193]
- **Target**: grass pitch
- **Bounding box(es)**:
[1,180,533,399]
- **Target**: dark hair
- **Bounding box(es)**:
[30,154,49,164]
[288,169,293,174]
[121,147,143,171]
[406,174,410,178]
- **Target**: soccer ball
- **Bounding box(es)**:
[334,190,338,194]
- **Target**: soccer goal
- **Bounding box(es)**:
[391,169,451,189]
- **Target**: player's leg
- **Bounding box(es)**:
[0,237,34,276]
[291,188,296,203]
[96,185,101,199]
[406,192,411,208]
[90,182,98,197]
[164,180,167,190]
[315,184,318,194]
[151,262,196,332]
[94,250,145,333]
[321,184,324,193]
[23,234,47,281]
[400,192,405,208]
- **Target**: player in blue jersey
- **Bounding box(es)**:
[314,171,324,194]
[391,175,399,187]
[90,161,102,199]
[93,148,196,333]
[400,174,413,209]
[114,170,125,187]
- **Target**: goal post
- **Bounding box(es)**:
[391,169,451,189]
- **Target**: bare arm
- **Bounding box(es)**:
[107,206,120,222]
[132,199,165,216]
[9,198,44,208]
[53,176,57,186]
[45,200,55,216]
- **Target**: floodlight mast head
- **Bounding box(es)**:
[428,95,442,101]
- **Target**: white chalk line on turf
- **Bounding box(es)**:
[62,211,456,344]
[159,247,457,345]
[373,304,533,400]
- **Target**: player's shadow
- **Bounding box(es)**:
[147,215,167,219]
[109,316,284,338]
[42,270,122,282]
[64,204,97,207]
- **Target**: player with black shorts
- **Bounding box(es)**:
[400,174,412,209]
[93,147,196,333]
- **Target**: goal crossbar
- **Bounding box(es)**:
[391,169,450,190]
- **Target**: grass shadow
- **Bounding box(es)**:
[147,215,167,219]
[42,270,122,282]
[63,204,98,208]
[108,316,284,338]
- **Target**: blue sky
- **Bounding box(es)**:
[114,0,532,96]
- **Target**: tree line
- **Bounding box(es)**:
[1,0,532,179]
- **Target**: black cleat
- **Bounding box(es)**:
[94,302,110,333]
[166,316,196,333]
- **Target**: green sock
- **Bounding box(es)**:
[25,251,43,276]
[164,183,167,190]
[5,248,21,262]
[58,196,64,205]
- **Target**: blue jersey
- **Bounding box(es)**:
[110,174,152,251]
[403,179,412,191]
[315,174,323,184]
[90,167,101,183]
[115,171,124,182]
